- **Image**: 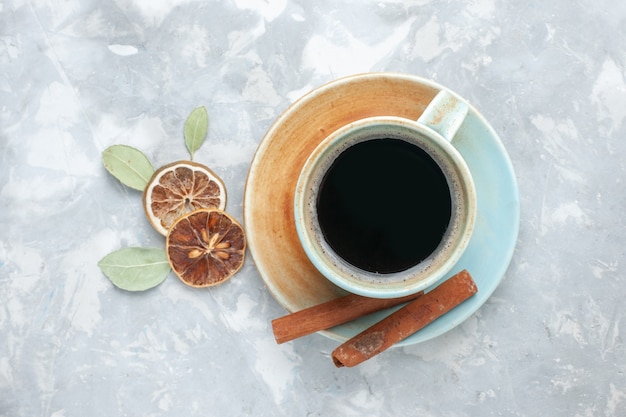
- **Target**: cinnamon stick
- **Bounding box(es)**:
[271,292,423,344]
[331,270,477,368]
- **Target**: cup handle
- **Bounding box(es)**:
[416,90,469,142]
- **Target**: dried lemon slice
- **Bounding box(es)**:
[143,160,226,236]
[166,209,246,287]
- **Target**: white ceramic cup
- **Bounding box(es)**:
[294,89,477,298]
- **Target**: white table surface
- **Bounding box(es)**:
[1,1,625,416]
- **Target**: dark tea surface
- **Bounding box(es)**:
[316,138,451,274]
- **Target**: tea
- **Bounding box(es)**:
[316,138,451,274]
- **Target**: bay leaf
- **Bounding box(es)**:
[98,247,170,291]
[184,106,208,159]
[102,144,154,191]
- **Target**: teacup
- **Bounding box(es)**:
[294,89,477,298]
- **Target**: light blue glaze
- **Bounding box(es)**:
[324,95,520,346]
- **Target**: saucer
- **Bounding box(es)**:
[243,73,520,346]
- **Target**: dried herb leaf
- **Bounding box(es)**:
[102,145,155,191]
[184,106,208,159]
[98,247,170,291]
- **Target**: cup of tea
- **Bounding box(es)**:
[293,89,477,298]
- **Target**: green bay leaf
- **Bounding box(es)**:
[184,106,208,159]
[102,144,154,191]
[98,247,170,291]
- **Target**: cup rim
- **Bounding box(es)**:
[294,116,477,298]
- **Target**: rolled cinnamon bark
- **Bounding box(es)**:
[331,270,477,368]
[271,292,423,344]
